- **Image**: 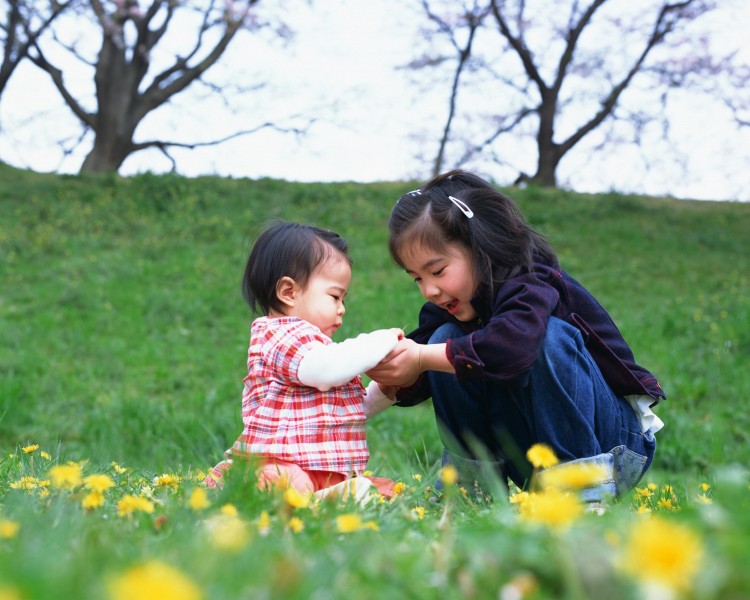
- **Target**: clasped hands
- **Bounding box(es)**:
[366,336,423,396]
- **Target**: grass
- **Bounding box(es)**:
[1,163,749,598]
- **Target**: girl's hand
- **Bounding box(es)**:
[366,338,423,387]
[377,383,399,399]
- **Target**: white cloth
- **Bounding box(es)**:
[363,380,396,419]
[297,329,399,391]
[626,395,665,435]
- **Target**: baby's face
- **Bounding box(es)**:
[289,254,351,338]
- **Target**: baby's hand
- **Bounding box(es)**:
[388,327,405,340]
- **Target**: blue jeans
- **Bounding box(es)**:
[429,317,655,498]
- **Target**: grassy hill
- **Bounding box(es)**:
[2,163,747,474]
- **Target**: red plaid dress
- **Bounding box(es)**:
[226,316,369,474]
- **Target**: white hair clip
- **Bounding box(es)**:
[449,195,474,219]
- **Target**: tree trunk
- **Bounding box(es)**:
[531,95,560,187]
[80,134,133,173]
[78,28,140,174]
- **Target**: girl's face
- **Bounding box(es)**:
[401,242,478,322]
[286,253,351,338]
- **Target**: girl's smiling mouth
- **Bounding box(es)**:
[444,299,459,314]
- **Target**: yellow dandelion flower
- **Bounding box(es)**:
[117,495,155,518]
[288,517,304,534]
[509,490,530,505]
[108,560,203,600]
[439,465,459,487]
[618,516,704,592]
[647,482,658,491]
[40,451,52,460]
[336,513,363,533]
[635,505,652,515]
[362,470,373,477]
[204,514,251,552]
[661,484,674,495]
[188,488,211,511]
[392,482,407,495]
[699,482,711,493]
[22,444,39,454]
[220,504,238,517]
[257,510,271,536]
[82,491,105,510]
[284,487,310,509]
[0,519,20,539]
[518,488,583,529]
[656,498,677,511]
[10,476,41,491]
[362,520,379,531]
[85,474,115,493]
[111,462,127,474]
[635,487,654,500]
[412,506,426,520]
[153,474,180,490]
[526,444,559,469]
[48,463,83,490]
[537,462,608,491]
[139,486,157,501]
[412,474,423,482]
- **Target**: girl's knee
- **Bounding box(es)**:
[545,316,582,346]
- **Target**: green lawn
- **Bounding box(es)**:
[1,163,749,599]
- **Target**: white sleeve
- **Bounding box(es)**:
[363,380,396,419]
[297,329,399,391]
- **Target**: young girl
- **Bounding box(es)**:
[367,170,665,501]
[205,221,401,499]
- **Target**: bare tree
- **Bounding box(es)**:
[0,1,75,102]
[25,0,296,173]
[412,0,723,187]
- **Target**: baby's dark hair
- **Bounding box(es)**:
[388,169,557,294]
[242,220,351,315]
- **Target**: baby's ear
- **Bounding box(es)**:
[275,276,298,309]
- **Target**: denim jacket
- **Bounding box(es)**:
[396,261,665,407]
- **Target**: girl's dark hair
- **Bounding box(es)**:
[242,220,351,315]
[388,169,557,295]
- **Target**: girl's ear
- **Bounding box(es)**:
[275,276,298,309]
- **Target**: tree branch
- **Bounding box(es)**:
[27,39,94,128]
[137,0,256,120]
[456,106,535,165]
[489,0,546,92]
[558,0,702,156]
[128,117,315,172]
[552,0,607,96]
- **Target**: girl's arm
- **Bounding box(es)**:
[366,338,453,387]
[297,328,402,391]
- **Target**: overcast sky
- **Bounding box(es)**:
[1,0,748,202]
